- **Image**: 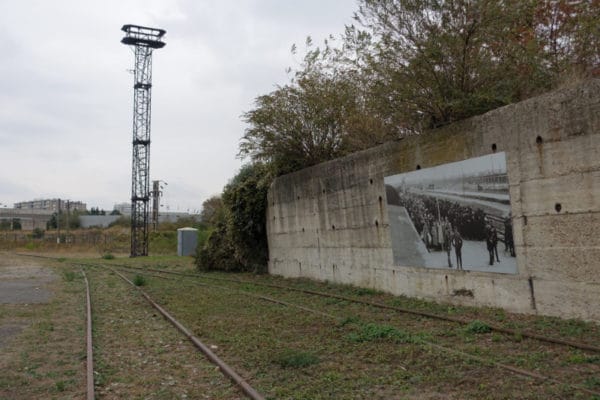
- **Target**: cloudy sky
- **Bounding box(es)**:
[0,0,358,213]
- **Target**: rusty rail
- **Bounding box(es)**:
[81,269,95,400]
[106,267,265,400]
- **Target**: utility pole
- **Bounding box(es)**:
[66,200,70,242]
[152,180,159,231]
[57,198,61,244]
[151,180,167,231]
[121,24,166,257]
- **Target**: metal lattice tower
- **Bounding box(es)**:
[121,24,166,257]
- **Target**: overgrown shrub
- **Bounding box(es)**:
[196,221,242,272]
[195,163,271,273]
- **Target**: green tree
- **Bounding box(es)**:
[351,0,548,129]
[46,211,81,230]
[242,0,599,169]
[0,218,21,230]
[222,163,271,272]
[196,163,272,273]
[199,195,224,226]
[241,72,354,175]
[196,218,241,272]
[353,0,599,129]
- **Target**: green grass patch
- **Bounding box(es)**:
[346,323,422,344]
[567,351,600,364]
[133,275,146,286]
[101,253,115,260]
[465,320,492,334]
[149,231,177,255]
[62,271,76,282]
[24,242,39,250]
[55,380,66,392]
[585,376,600,389]
[274,349,320,369]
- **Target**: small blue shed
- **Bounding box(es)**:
[177,227,198,256]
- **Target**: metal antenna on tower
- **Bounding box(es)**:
[121,24,166,257]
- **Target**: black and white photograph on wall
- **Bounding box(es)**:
[384,152,517,274]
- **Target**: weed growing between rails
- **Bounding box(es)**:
[87,267,245,399]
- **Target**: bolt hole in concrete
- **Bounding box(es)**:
[536,135,543,144]
[369,179,373,184]
[555,203,562,212]
[416,164,421,170]
[375,220,379,227]
[492,143,497,152]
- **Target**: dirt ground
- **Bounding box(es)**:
[0,265,56,304]
[0,256,57,348]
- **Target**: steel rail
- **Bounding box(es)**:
[100,265,265,400]
[81,269,95,400]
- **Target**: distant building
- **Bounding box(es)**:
[113,202,132,215]
[14,199,87,212]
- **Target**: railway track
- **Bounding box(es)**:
[15,253,600,398]
[103,264,600,398]
[81,269,94,400]
[87,259,600,353]
[80,265,264,399]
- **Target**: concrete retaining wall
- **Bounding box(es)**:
[267,79,600,322]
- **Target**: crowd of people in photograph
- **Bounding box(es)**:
[394,190,515,268]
